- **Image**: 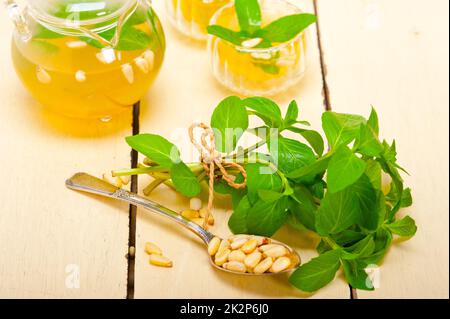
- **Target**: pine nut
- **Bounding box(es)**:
[214,249,230,266]
[149,254,173,267]
[218,239,230,253]
[119,175,131,185]
[244,251,262,269]
[199,208,214,225]
[270,257,291,273]
[263,245,288,258]
[253,257,274,274]
[145,242,162,255]
[208,237,221,256]
[207,214,215,226]
[229,234,250,241]
[253,236,271,246]
[228,250,246,262]
[241,239,258,254]
[223,261,246,273]
[258,244,280,252]
[102,173,122,187]
[230,237,248,250]
[190,198,202,211]
[181,209,200,219]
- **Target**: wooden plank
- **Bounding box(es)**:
[316,0,449,298]
[133,0,349,298]
[0,18,130,297]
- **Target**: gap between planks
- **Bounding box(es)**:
[126,101,140,299]
[313,0,354,299]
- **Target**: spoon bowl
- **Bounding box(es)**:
[66,173,301,276]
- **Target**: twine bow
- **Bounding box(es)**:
[189,123,247,228]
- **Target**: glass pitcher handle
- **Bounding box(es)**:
[3,0,31,41]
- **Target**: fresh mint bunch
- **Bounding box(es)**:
[207,0,317,48]
[118,96,416,293]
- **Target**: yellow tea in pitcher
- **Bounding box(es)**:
[10,0,165,120]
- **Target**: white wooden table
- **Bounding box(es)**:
[0,0,448,299]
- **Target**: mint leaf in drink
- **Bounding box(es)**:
[255,13,317,43]
[342,259,375,291]
[234,0,262,34]
[244,97,283,128]
[322,112,366,149]
[327,145,367,193]
[170,162,201,197]
[247,196,289,236]
[207,25,248,46]
[274,137,316,175]
[315,188,361,236]
[126,134,180,168]
[211,96,249,153]
[385,216,417,237]
[228,196,252,234]
[289,249,341,292]
[246,163,283,204]
[287,127,325,156]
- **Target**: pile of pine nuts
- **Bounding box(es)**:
[180,198,214,227]
[208,235,298,274]
[145,242,173,268]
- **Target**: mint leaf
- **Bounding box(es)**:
[126,134,180,168]
[235,0,262,34]
[228,195,252,234]
[247,197,289,236]
[322,112,366,149]
[367,107,380,136]
[287,127,325,156]
[356,123,383,157]
[284,100,299,127]
[289,249,341,292]
[360,228,393,265]
[258,189,284,202]
[327,146,367,193]
[244,97,283,128]
[254,63,280,75]
[286,155,331,181]
[385,216,417,237]
[207,25,247,45]
[211,96,248,153]
[274,137,316,175]
[256,13,317,43]
[343,235,376,259]
[246,163,283,204]
[315,188,361,236]
[350,175,380,231]
[332,230,365,246]
[170,162,201,197]
[289,185,317,231]
[365,159,382,190]
[342,260,375,291]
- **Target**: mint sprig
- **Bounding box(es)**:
[116,96,416,293]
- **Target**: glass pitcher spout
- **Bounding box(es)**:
[4,0,31,41]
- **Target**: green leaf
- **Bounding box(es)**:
[258,190,284,202]
[316,240,332,254]
[287,127,324,156]
[322,112,366,149]
[254,63,280,75]
[207,25,247,45]
[33,25,65,40]
[365,159,382,190]
[332,230,365,247]
[367,107,379,136]
[356,123,383,157]
[350,175,380,231]
[274,137,316,175]
[211,96,248,153]
[385,216,417,237]
[126,134,180,168]
[286,155,331,181]
[243,97,283,128]
[247,197,289,236]
[256,13,317,43]
[327,146,367,193]
[228,195,252,234]
[343,235,376,259]
[289,249,341,292]
[289,186,317,231]
[360,228,393,265]
[284,100,299,127]
[342,260,375,291]
[170,162,201,197]
[234,0,262,34]
[315,188,361,236]
[246,163,283,204]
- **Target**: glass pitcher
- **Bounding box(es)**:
[4,0,165,120]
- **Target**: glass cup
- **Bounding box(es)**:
[166,0,230,41]
[208,0,309,96]
[6,0,165,120]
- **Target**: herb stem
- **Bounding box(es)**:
[112,166,168,177]
[143,178,166,196]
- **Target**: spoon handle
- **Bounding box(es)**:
[66,173,215,244]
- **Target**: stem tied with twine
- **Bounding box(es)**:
[189,123,247,229]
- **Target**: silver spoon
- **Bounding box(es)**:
[65,173,301,275]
